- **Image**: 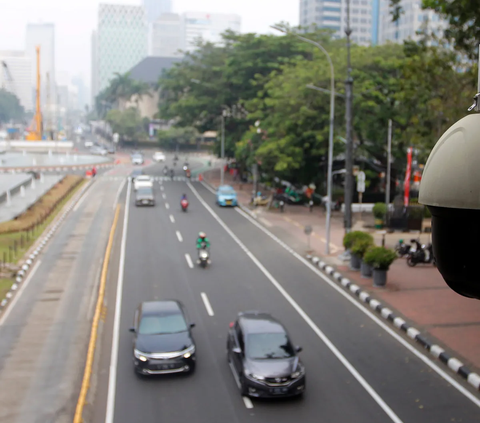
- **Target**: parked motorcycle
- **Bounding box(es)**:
[406,239,435,266]
[181,199,189,212]
[395,239,411,257]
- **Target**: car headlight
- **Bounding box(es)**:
[134,349,148,362]
[183,345,195,358]
[248,373,265,381]
[291,365,305,379]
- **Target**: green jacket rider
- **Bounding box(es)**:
[196,232,210,249]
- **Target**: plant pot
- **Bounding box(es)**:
[350,253,361,270]
[373,269,387,287]
[360,261,373,278]
[374,218,384,229]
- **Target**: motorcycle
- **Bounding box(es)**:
[181,199,189,212]
[185,169,191,179]
[197,243,210,268]
[170,169,175,179]
[406,239,436,266]
[395,239,411,257]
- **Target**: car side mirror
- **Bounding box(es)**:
[295,346,303,353]
[129,327,135,333]
[232,346,242,354]
[190,323,196,328]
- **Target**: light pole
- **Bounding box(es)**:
[272,25,335,255]
[344,0,354,233]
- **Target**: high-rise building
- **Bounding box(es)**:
[149,13,184,57]
[25,23,56,106]
[97,3,148,93]
[378,0,445,45]
[72,75,87,111]
[143,0,172,24]
[0,50,33,111]
[91,31,99,104]
[299,0,374,46]
[183,12,241,52]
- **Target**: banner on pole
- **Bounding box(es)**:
[404,147,413,206]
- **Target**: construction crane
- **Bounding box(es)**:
[1,60,17,94]
[26,46,42,141]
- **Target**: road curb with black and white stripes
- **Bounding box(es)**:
[0,179,95,315]
[305,254,480,391]
[0,162,114,174]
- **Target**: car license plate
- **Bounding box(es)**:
[156,363,180,370]
[143,200,148,204]
[271,387,288,395]
[226,200,232,205]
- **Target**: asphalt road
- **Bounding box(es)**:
[96,161,480,423]
[0,176,124,423]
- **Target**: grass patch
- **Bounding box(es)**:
[0,176,86,265]
[0,278,13,300]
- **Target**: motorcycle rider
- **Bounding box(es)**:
[170,168,175,178]
[181,193,188,201]
[196,232,210,250]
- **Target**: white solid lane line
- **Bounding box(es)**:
[169,215,175,223]
[233,208,480,408]
[200,292,214,316]
[242,397,253,409]
[185,253,194,269]
[187,181,403,423]
[0,260,41,326]
[165,203,170,210]
[176,231,183,242]
[113,179,126,210]
[105,179,131,423]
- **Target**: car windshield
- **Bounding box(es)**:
[137,188,153,195]
[138,312,188,335]
[136,176,150,181]
[246,333,295,359]
[219,188,235,195]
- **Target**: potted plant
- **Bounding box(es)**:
[351,239,374,278]
[344,231,373,270]
[363,246,397,287]
[373,203,387,229]
[406,205,424,231]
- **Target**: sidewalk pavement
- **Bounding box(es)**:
[203,169,480,374]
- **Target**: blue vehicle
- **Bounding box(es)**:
[216,185,238,207]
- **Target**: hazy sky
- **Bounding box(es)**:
[0,0,299,88]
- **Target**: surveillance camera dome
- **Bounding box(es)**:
[419,113,480,299]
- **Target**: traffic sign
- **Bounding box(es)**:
[357,171,366,182]
[304,225,313,236]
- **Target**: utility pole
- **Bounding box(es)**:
[344,0,354,233]
[385,119,392,225]
[221,110,226,186]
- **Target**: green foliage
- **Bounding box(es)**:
[373,203,387,219]
[351,238,374,259]
[408,205,425,219]
[157,127,199,149]
[105,108,144,143]
[363,247,397,270]
[422,0,480,57]
[0,89,24,124]
[343,231,373,250]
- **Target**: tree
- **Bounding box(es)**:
[422,0,480,57]
[105,108,144,144]
[157,127,199,149]
[0,89,24,124]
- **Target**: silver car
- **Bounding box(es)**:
[135,187,155,207]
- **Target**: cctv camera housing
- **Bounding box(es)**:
[419,113,480,300]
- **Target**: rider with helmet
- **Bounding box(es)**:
[196,232,210,250]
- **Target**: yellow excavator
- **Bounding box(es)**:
[26,46,42,141]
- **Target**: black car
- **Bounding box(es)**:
[227,311,305,398]
[135,187,155,206]
[130,300,196,375]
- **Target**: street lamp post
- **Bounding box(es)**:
[344,0,354,233]
[272,25,335,255]
[221,109,226,186]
